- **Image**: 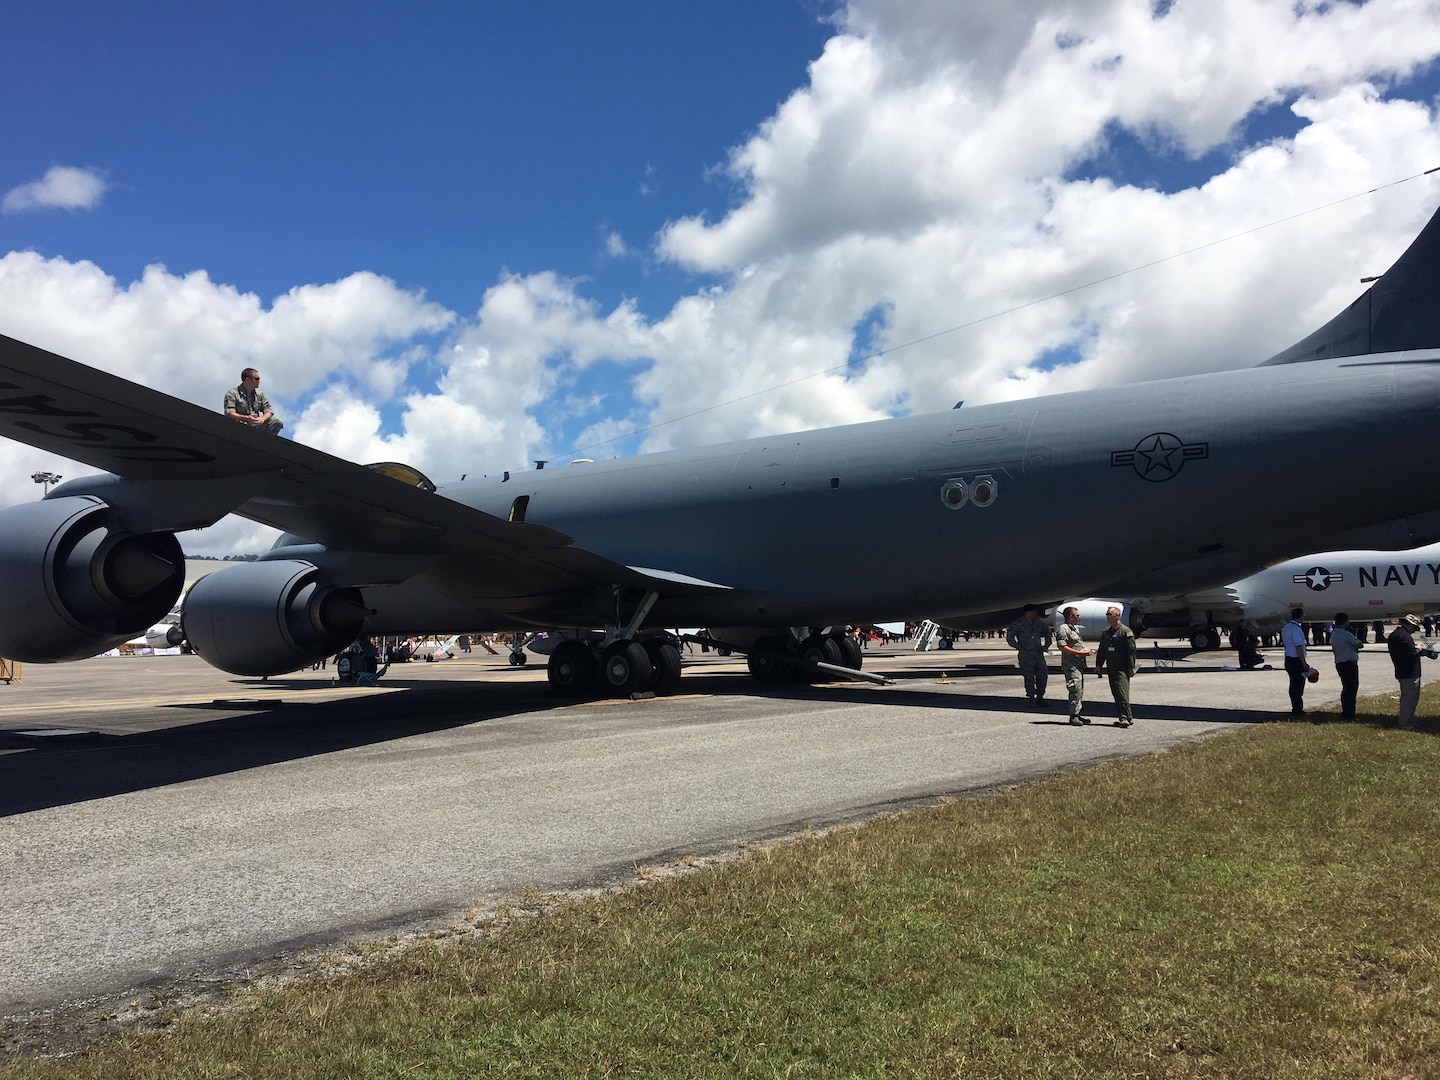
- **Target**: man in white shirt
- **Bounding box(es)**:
[1280,608,1310,717]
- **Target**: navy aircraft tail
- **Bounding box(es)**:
[1262,200,1440,365]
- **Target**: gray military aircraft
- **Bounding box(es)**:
[3,201,1440,697]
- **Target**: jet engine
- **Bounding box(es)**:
[182,559,368,676]
[1054,599,1135,633]
[0,496,185,662]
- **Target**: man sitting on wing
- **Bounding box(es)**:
[223,367,283,433]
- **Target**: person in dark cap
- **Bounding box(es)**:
[1006,603,1053,706]
[1387,613,1436,732]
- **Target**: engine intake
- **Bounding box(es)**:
[182,560,367,676]
[0,497,185,661]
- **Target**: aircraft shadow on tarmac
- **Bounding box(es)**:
[0,677,566,818]
[0,666,1281,818]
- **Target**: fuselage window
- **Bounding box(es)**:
[509,495,530,523]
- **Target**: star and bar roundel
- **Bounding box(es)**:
[1294,567,1343,591]
[1110,432,1209,482]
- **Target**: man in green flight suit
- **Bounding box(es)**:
[1094,604,1138,728]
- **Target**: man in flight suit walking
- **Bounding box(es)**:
[1007,603,1053,706]
[1094,605,1138,728]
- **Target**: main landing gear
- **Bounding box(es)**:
[684,626,888,687]
[545,634,684,699]
[544,588,684,700]
[1189,626,1224,652]
[542,623,886,699]
[740,628,867,685]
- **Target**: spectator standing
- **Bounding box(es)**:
[1094,605,1138,728]
[1330,613,1364,722]
[1006,604,1053,707]
[1053,605,1092,726]
[1281,608,1312,717]
[1387,614,1435,732]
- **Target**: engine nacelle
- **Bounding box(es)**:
[0,497,185,662]
[1053,599,1135,635]
[183,560,367,676]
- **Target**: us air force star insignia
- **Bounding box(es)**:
[1109,432,1209,482]
[1293,567,1342,591]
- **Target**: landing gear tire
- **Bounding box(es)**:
[1189,628,1219,651]
[832,632,863,671]
[547,640,594,696]
[644,639,683,696]
[508,650,527,667]
[747,636,791,684]
[799,634,842,681]
[602,640,652,696]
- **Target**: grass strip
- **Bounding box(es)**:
[5,693,1440,1079]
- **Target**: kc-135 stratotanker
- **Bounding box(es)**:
[4,202,1440,696]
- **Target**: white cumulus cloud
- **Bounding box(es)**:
[630,0,1440,449]
[2,165,109,213]
[0,255,456,553]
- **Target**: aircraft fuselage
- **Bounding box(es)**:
[354,350,1440,633]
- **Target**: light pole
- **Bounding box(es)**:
[31,471,62,496]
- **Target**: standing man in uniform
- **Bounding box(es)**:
[1330,613,1364,722]
[1006,603,1053,706]
[1094,605,1138,728]
[1387,613,1435,732]
[224,368,284,433]
[1281,607,1311,717]
[1053,605,1092,726]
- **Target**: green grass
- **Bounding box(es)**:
[6,693,1440,1078]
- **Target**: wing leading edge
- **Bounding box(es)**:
[0,333,729,599]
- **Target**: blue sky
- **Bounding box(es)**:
[3,1,1440,553]
[1,2,831,314]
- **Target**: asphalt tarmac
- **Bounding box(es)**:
[0,637,1408,1018]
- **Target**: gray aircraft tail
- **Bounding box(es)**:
[1261,200,1440,365]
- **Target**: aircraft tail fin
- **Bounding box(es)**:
[1260,201,1440,365]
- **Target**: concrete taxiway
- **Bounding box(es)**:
[0,638,1410,1017]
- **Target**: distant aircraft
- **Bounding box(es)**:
[1060,542,1440,652]
[4,200,1440,696]
[121,560,223,653]
[125,614,184,654]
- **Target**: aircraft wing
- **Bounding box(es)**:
[0,333,708,594]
